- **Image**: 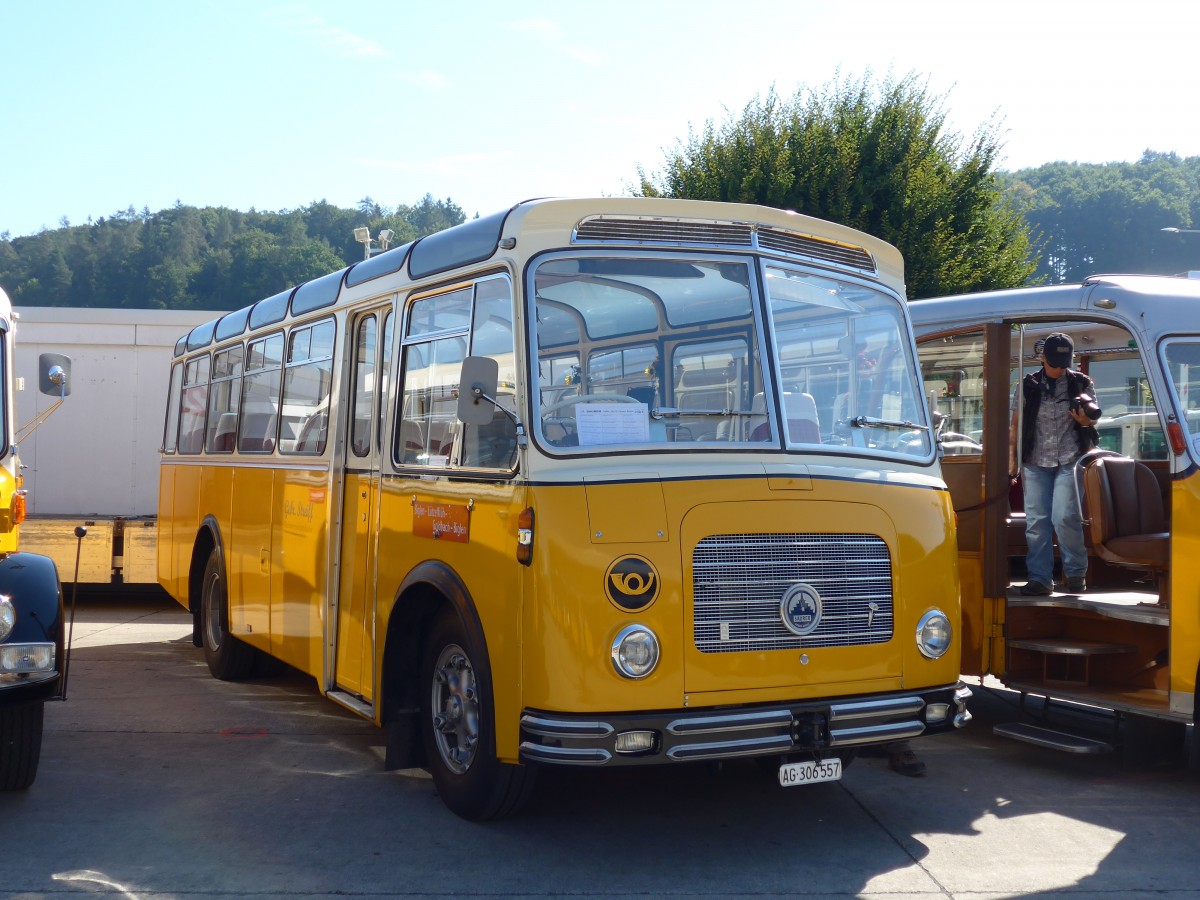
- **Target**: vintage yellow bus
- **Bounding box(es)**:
[910,275,1200,763]
[158,198,970,819]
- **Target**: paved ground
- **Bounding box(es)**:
[2,594,1199,899]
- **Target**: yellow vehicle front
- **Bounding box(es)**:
[507,211,970,774]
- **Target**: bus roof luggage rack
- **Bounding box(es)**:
[993,722,1113,754]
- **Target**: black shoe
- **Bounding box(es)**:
[1020,581,1052,596]
[1064,577,1086,593]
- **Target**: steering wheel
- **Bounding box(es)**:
[541,393,642,417]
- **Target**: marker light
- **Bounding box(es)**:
[516,507,534,566]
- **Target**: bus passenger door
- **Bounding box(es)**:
[916,323,1010,676]
[335,308,390,701]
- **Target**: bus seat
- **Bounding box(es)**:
[295,412,328,453]
[748,392,820,443]
[783,391,820,443]
[1081,455,1169,579]
[211,412,238,452]
[238,413,277,452]
[399,418,426,462]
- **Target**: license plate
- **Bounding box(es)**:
[778,757,842,787]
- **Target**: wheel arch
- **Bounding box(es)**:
[379,560,491,770]
[187,517,223,648]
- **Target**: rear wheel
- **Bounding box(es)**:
[420,611,535,821]
[0,701,44,790]
[201,548,257,681]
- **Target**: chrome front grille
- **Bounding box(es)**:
[757,227,876,272]
[693,533,893,653]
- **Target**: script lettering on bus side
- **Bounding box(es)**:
[282,498,315,524]
[412,501,471,543]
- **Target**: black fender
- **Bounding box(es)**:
[380,560,492,770]
[0,551,64,705]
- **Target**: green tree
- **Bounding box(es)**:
[636,72,1038,298]
[1005,152,1200,282]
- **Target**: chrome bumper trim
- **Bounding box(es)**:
[518,682,971,768]
[519,742,612,765]
[521,715,615,739]
[665,734,795,761]
[666,708,793,735]
[829,695,925,721]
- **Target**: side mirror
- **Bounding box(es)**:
[39,353,71,397]
[456,356,500,425]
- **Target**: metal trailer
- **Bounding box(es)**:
[12,307,219,587]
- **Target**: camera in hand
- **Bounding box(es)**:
[1069,394,1101,420]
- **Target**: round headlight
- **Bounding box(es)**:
[611,624,660,679]
[916,609,952,659]
[0,595,14,642]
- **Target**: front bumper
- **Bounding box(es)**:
[520,682,972,766]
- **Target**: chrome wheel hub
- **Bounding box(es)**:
[431,644,480,775]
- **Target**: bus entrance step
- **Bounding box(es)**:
[994,722,1113,754]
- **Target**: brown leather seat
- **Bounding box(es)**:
[1081,455,1169,572]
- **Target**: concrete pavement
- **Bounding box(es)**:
[1,594,1198,898]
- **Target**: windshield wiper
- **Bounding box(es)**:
[848,415,929,432]
[650,407,756,419]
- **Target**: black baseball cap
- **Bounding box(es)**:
[1043,333,1073,368]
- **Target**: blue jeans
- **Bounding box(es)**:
[1022,463,1088,585]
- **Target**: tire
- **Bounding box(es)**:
[200,548,257,681]
[0,701,44,791]
[420,611,535,821]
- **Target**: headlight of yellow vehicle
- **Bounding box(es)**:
[0,595,14,642]
[915,609,952,659]
[611,624,660,679]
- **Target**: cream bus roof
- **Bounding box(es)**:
[505,197,904,293]
[909,274,1200,344]
[176,197,906,356]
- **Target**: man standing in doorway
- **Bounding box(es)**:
[1010,332,1101,595]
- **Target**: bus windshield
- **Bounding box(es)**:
[532,254,929,456]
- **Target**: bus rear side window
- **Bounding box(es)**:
[177,355,210,455]
[164,362,183,453]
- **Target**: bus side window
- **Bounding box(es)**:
[239,332,283,453]
[177,355,210,455]
[163,362,183,453]
[461,277,517,468]
[280,319,334,456]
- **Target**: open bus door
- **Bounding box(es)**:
[917,322,1012,678]
[913,278,1200,765]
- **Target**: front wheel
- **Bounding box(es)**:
[0,701,44,790]
[420,611,535,821]
[201,548,257,681]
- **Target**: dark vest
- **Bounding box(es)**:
[1020,368,1099,462]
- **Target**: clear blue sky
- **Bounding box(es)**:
[2,1,1198,238]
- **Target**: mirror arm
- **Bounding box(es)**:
[468,384,528,449]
